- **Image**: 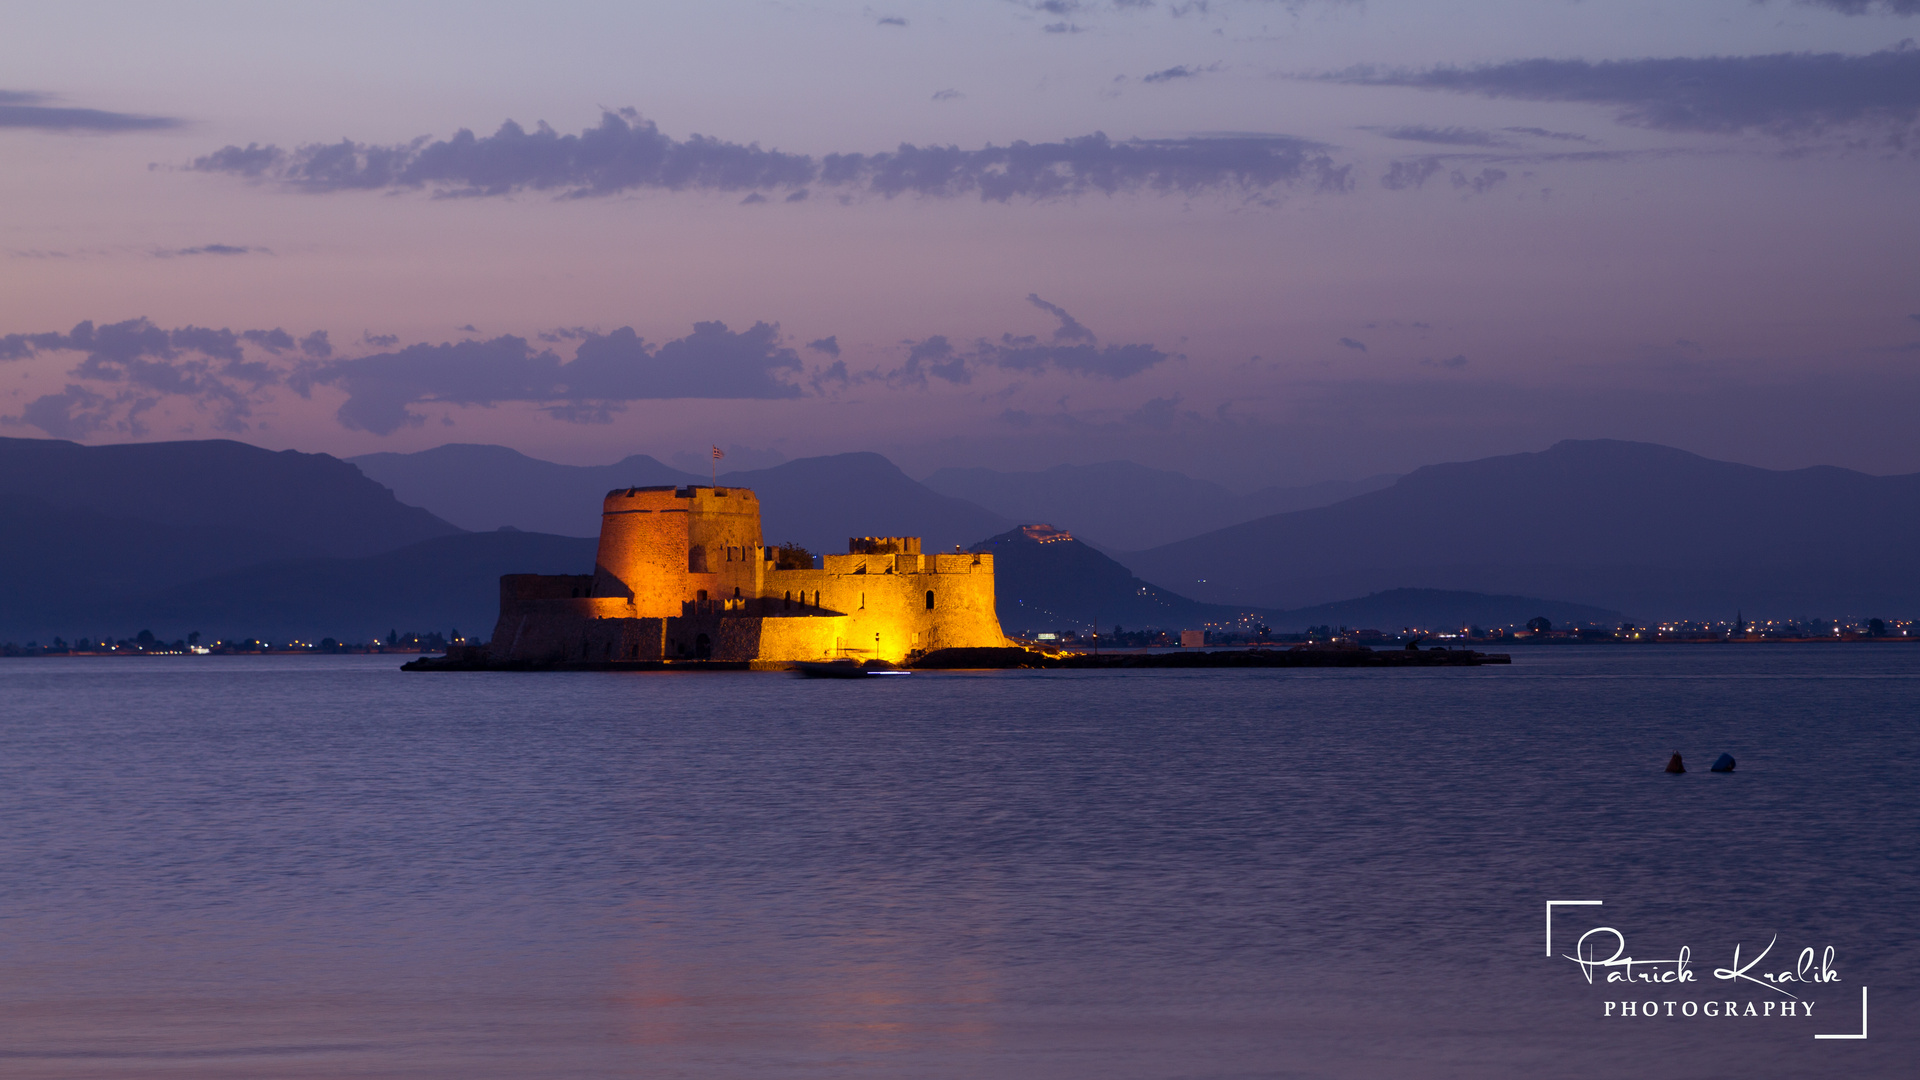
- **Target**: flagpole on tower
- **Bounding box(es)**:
[711,444,724,485]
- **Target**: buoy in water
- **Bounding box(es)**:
[1710,753,1735,773]
[1665,752,1685,774]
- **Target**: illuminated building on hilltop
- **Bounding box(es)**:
[486,485,1009,664]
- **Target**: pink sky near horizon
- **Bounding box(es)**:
[3,0,1918,486]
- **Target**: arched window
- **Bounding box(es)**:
[925,590,935,610]
[733,586,741,599]
[784,590,792,609]
[696,589,707,602]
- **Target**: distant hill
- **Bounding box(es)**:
[351,444,698,536]
[352,444,1013,553]
[924,460,1395,549]
[1268,589,1621,633]
[970,525,1617,635]
[970,525,1260,633]
[719,453,1012,554]
[118,531,598,643]
[1121,440,1920,620]
[0,436,466,641]
[1,493,310,640]
[0,436,459,557]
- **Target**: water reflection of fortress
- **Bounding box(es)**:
[488,486,1010,665]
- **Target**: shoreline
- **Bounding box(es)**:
[400,644,1513,672]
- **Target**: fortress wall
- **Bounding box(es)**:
[762,550,1006,661]
[751,613,850,662]
[593,488,691,615]
[489,594,651,662]
[595,486,765,616]
[490,574,596,656]
[500,573,597,602]
[579,617,664,663]
[685,488,764,603]
[486,487,1007,666]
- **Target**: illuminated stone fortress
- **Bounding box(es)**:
[486,485,1010,665]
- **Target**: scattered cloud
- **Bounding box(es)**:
[898,335,973,385]
[0,89,181,132]
[1044,22,1087,33]
[0,318,295,435]
[1128,396,1181,430]
[1024,293,1096,342]
[1797,1,1920,14]
[1380,157,1443,190]
[1331,46,1920,140]
[931,89,964,101]
[240,329,296,352]
[17,385,119,439]
[154,243,266,257]
[805,335,841,357]
[1421,354,1469,369]
[1450,167,1508,194]
[192,110,1352,202]
[1338,337,1368,352]
[293,321,805,435]
[362,331,399,348]
[822,130,1352,199]
[1379,125,1505,147]
[876,15,908,26]
[191,111,816,198]
[1503,126,1594,143]
[1143,65,1203,83]
[894,295,1174,386]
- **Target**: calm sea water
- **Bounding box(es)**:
[0,647,1913,1078]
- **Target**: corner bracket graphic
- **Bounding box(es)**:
[1814,987,1867,1040]
[1545,900,1603,957]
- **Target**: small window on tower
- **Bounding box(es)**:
[925,590,935,610]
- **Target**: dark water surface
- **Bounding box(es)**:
[0,647,1913,1078]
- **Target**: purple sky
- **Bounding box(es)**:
[3,0,1918,486]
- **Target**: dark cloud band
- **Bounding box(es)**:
[0,318,317,437]
[1802,1,1919,14]
[1335,46,1920,137]
[189,110,1350,201]
[892,295,1174,385]
[293,321,806,434]
[7,300,1172,439]
[0,90,181,132]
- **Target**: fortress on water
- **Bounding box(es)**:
[484,485,1010,665]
